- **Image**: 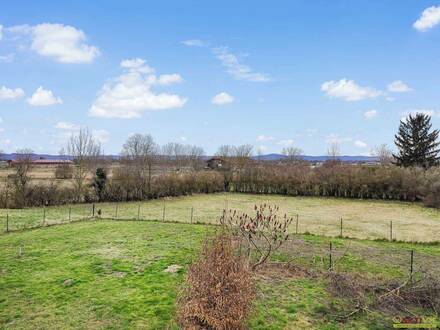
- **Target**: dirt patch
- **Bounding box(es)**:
[256,262,317,281]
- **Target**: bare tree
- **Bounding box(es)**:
[373,144,393,166]
[66,128,101,201]
[327,142,341,160]
[282,147,303,163]
[215,145,235,158]
[13,149,34,207]
[121,133,158,195]
[187,145,205,170]
[162,142,205,170]
[233,144,253,170]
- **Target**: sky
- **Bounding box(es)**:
[0,1,440,156]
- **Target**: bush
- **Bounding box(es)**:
[178,232,255,329]
[55,164,73,179]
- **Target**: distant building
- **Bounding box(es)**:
[206,157,225,170]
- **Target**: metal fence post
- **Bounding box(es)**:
[115,204,118,220]
[190,207,194,224]
[162,202,166,222]
[296,214,299,234]
[92,204,95,218]
[43,208,46,226]
[328,242,333,271]
[389,221,393,241]
[6,213,9,232]
[68,207,71,222]
[340,218,343,237]
[410,249,414,281]
[138,204,141,220]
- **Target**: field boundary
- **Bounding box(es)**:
[2,201,440,245]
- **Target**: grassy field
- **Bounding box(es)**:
[1,193,440,242]
[1,220,440,329]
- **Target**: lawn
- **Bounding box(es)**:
[1,193,440,242]
[1,219,440,329]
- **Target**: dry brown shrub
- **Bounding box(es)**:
[378,272,440,314]
[177,232,255,329]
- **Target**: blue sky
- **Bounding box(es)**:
[0,1,440,155]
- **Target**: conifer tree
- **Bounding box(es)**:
[394,113,440,168]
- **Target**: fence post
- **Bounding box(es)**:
[389,221,393,241]
[115,205,118,220]
[328,242,333,271]
[43,207,46,227]
[6,213,9,232]
[162,202,166,222]
[190,207,194,224]
[92,203,95,218]
[295,214,299,234]
[340,218,343,238]
[137,204,141,220]
[410,249,414,281]
[68,207,71,222]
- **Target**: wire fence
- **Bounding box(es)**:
[1,199,439,244]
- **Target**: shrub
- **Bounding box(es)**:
[178,232,255,329]
[55,163,73,179]
[224,204,292,270]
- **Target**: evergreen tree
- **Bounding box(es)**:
[394,113,440,168]
[93,167,107,201]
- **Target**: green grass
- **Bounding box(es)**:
[0,221,209,329]
[2,219,440,329]
[1,193,440,242]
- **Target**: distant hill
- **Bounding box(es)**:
[252,153,378,162]
[1,153,378,163]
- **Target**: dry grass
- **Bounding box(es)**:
[1,193,440,242]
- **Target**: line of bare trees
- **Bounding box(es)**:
[1,119,439,209]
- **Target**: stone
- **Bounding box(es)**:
[163,264,183,273]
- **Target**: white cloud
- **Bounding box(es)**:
[1,138,11,145]
[256,135,274,142]
[354,140,368,148]
[157,74,184,85]
[387,80,412,93]
[179,136,187,142]
[92,129,110,143]
[325,134,352,144]
[89,58,187,118]
[0,54,14,63]
[363,109,378,119]
[212,47,270,82]
[0,25,3,41]
[321,79,382,101]
[212,92,234,105]
[0,86,25,100]
[257,145,268,153]
[8,23,99,63]
[414,6,440,31]
[181,39,206,47]
[54,121,79,130]
[27,87,62,106]
[277,139,295,147]
[120,58,154,73]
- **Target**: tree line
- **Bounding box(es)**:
[0,112,439,209]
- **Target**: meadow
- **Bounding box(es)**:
[2,193,440,242]
[2,193,440,329]
[2,219,440,329]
